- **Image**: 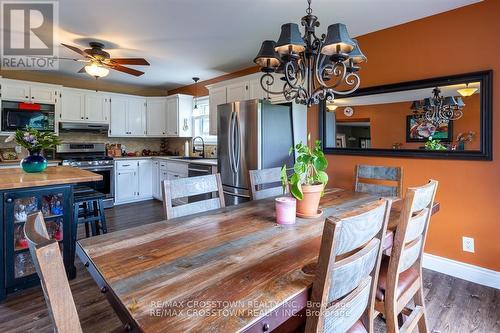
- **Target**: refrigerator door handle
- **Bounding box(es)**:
[228,111,236,173]
[234,111,241,172]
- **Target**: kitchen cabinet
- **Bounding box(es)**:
[114,159,152,204]
[146,98,167,136]
[152,160,161,199]
[1,79,60,104]
[249,77,266,100]
[166,94,193,137]
[60,88,109,123]
[109,95,146,137]
[208,86,227,135]
[226,81,249,103]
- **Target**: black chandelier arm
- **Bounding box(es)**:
[260,73,284,95]
[331,71,362,96]
[315,58,348,91]
[284,60,304,91]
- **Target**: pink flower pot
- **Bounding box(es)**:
[275,197,297,225]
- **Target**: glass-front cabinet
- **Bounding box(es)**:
[2,185,73,296]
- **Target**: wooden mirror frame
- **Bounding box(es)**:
[319,70,493,160]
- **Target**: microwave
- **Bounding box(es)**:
[1,100,55,132]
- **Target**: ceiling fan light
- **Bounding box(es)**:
[321,23,355,56]
[348,39,367,64]
[457,83,478,97]
[85,63,109,78]
[254,40,281,69]
[275,23,306,55]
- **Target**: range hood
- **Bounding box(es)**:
[59,122,109,132]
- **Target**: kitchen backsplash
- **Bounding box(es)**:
[164,138,217,158]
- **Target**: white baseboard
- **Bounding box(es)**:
[423,253,500,289]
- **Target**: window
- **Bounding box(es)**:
[192,96,216,143]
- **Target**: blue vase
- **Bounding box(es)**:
[21,150,48,173]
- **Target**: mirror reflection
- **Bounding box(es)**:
[324,82,481,151]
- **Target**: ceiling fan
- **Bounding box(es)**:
[61,42,150,78]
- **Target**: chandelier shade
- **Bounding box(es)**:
[275,23,306,54]
[321,23,356,56]
[348,39,367,64]
[253,0,366,106]
[254,41,281,70]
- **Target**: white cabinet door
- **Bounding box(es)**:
[226,81,249,103]
[146,99,167,136]
[115,169,138,203]
[152,160,160,199]
[84,93,107,123]
[109,96,128,136]
[1,81,30,102]
[177,95,193,137]
[166,97,178,136]
[249,77,265,100]
[208,86,227,136]
[128,98,146,136]
[138,159,153,199]
[61,89,85,122]
[30,85,57,104]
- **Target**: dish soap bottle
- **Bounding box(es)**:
[184,140,190,157]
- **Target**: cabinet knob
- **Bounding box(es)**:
[25,96,29,99]
[6,197,13,203]
[85,117,88,119]
[81,117,84,119]
[31,96,34,99]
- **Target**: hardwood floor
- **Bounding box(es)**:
[0,200,498,333]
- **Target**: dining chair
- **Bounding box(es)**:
[355,165,403,198]
[162,173,225,220]
[249,167,285,200]
[305,198,393,333]
[375,180,438,333]
[24,211,83,333]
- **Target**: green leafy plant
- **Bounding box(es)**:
[5,127,60,153]
[280,136,328,200]
[424,136,447,151]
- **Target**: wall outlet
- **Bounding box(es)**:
[462,236,475,253]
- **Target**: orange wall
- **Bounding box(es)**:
[334,93,481,150]
[309,0,499,270]
[170,0,499,270]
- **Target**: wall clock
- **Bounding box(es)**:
[343,107,354,117]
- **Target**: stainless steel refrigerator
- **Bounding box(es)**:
[217,99,295,206]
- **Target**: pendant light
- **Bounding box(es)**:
[192,77,200,109]
[457,83,478,97]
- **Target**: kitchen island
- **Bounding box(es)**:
[0,166,102,300]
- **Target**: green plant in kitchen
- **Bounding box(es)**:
[281,135,328,217]
[424,136,447,151]
[5,127,60,173]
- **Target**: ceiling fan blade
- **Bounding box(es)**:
[61,43,88,57]
[108,64,145,76]
[78,66,86,73]
[108,58,150,65]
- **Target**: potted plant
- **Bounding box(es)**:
[424,136,447,151]
[281,137,328,218]
[5,127,60,173]
[274,177,297,225]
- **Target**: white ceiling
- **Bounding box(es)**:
[53,0,481,90]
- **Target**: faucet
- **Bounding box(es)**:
[192,136,205,158]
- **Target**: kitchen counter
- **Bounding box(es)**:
[0,165,102,190]
[113,156,217,166]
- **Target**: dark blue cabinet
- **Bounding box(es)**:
[1,184,75,300]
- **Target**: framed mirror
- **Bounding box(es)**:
[319,71,492,160]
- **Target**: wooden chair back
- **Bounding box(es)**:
[387,180,438,288]
[24,212,83,333]
[249,167,285,200]
[162,173,225,220]
[305,199,392,333]
[355,165,403,198]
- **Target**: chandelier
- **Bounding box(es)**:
[253,0,366,107]
[410,87,465,124]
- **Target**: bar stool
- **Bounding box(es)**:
[73,186,108,238]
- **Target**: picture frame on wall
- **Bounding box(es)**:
[406,115,453,142]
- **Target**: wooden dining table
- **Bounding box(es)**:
[77,189,439,333]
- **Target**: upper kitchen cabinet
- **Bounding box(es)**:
[60,88,109,123]
[208,86,226,135]
[226,81,249,103]
[146,97,167,136]
[166,94,193,137]
[109,94,146,137]
[1,79,60,104]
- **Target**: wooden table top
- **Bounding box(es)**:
[78,189,438,333]
[0,166,102,190]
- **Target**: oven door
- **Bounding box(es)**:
[78,166,114,208]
